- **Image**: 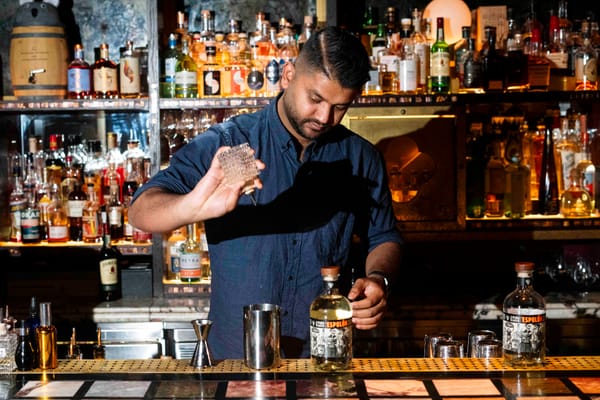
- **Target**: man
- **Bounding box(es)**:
[129,26,402,360]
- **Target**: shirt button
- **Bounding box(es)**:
[288,275,294,281]
[283,311,289,316]
[292,239,298,245]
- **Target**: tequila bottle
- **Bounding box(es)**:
[310,266,352,371]
[502,261,546,367]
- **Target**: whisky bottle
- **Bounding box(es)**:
[166,227,186,281]
[175,35,198,98]
[575,114,595,209]
[430,17,450,93]
[411,8,430,93]
[575,21,598,91]
[179,223,202,283]
[462,38,483,90]
[36,302,58,370]
[67,44,91,99]
[93,328,106,359]
[98,211,122,301]
[106,183,124,242]
[119,39,141,98]
[199,42,221,98]
[398,18,417,94]
[481,26,505,92]
[46,183,69,243]
[21,192,41,244]
[93,43,119,99]
[503,124,531,219]
[45,133,65,186]
[82,183,101,243]
[484,127,505,217]
[67,180,87,241]
[310,266,352,371]
[9,170,26,243]
[502,261,546,367]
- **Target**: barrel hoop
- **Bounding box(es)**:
[11,32,66,39]
[13,84,67,90]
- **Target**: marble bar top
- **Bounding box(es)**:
[93,292,600,324]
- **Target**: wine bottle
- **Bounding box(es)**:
[98,211,122,301]
[310,266,353,371]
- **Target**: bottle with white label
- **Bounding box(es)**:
[310,266,352,371]
[502,261,546,366]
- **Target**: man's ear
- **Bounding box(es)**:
[280,61,295,89]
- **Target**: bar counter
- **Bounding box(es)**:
[2,356,599,399]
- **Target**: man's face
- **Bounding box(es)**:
[279,62,359,145]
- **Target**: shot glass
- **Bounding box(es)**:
[435,339,465,359]
[424,332,453,358]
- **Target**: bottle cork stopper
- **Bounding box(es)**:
[515,261,535,273]
[321,266,340,277]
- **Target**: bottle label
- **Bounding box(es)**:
[47,225,68,241]
[93,68,118,93]
[310,317,352,360]
[502,311,545,354]
[108,207,122,226]
[431,52,450,76]
[99,258,119,285]
[21,208,40,240]
[170,244,181,273]
[120,56,141,95]
[247,69,265,91]
[201,71,221,96]
[165,57,177,78]
[68,69,91,93]
[68,200,85,218]
[180,253,201,278]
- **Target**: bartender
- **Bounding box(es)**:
[129,26,403,360]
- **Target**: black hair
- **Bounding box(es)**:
[297,26,370,90]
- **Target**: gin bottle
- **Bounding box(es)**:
[502,261,546,367]
[310,266,352,371]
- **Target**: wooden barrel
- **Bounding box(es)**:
[9,1,68,99]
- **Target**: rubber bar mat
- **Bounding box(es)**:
[16,356,600,374]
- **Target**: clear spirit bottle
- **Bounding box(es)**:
[310,266,352,371]
[502,261,546,367]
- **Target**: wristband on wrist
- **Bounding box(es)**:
[368,271,390,297]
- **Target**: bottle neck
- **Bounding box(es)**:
[516,271,534,289]
[322,277,340,295]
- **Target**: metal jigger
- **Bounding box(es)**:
[190,319,214,368]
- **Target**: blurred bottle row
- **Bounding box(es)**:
[7,130,152,244]
[466,103,599,219]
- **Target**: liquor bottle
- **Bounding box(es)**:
[66,327,82,359]
[222,33,248,98]
[179,223,202,283]
[24,296,40,368]
[9,171,26,243]
[484,127,505,217]
[21,192,41,244]
[526,27,550,91]
[174,10,187,47]
[503,123,531,219]
[198,221,210,279]
[538,117,560,215]
[121,157,141,241]
[502,261,546,367]
[247,44,266,97]
[36,302,58,370]
[119,39,141,98]
[199,42,221,98]
[93,328,106,359]
[92,43,119,99]
[67,44,91,99]
[297,15,314,52]
[14,320,35,371]
[465,120,486,218]
[98,211,122,301]
[454,26,471,88]
[67,180,87,241]
[82,183,101,243]
[310,266,352,371]
[554,109,580,195]
[104,132,125,205]
[575,20,598,91]
[46,183,69,243]
[430,17,450,93]
[560,168,593,217]
[175,35,198,98]
[546,14,571,91]
[106,183,124,242]
[161,33,179,98]
[45,133,65,186]
[371,23,387,62]
[84,140,107,207]
[37,169,52,241]
[411,8,430,93]
[504,33,529,91]
[575,114,595,210]
[462,38,483,90]
[481,26,505,92]
[60,155,80,205]
[166,227,186,281]
[398,18,417,94]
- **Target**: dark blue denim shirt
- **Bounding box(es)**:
[133,97,402,360]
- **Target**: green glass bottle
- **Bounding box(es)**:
[175,35,198,98]
[430,17,450,93]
